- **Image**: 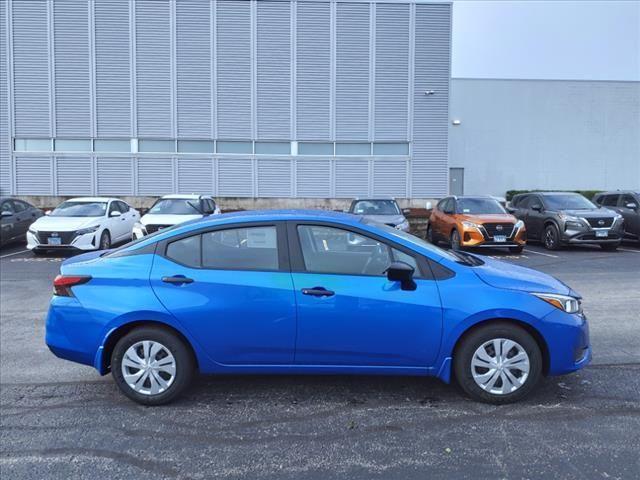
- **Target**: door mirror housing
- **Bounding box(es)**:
[109,210,122,217]
[625,202,638,210]
[1,210,12,218]
[425,201,433,210]
[386,261,416,291]
[401,208,411,215]
[531,203,543,212]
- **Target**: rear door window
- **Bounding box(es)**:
[166,235,201,268]
[202,226,279,270]
[601,195,619,207]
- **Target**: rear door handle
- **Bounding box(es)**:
[301,287,335,297]
[162,275,194,285]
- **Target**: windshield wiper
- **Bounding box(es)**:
[187,201,203,214]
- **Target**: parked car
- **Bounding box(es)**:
[0,197,44,247]
[347,198,410,231]
[592,191,640,243]
[509,192,624,251]
[27,197,140,254]
[46,210,590,406]
[427,196,526,253]
[133,194,220,239]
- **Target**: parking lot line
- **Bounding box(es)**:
[523,248,559,258]
[0,250,29,259]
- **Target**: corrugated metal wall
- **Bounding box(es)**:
[0,0,451,198]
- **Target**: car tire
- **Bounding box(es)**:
[600,243,619,251]
[111,326,195,406]
[454,322,543,404]
[543,224,561,250]
[509,246,524,254]
[98,230,111,250]
[450,229,462,251]
[426,224,436,245]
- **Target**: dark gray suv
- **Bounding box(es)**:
[509,192,624,251]
[593,191,640,243]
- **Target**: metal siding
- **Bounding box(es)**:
[11,0,50,136]
[335,2,369,140]
[256,1,290,140]
[94,0,131,137]
[135,0,172,137]
[176,0,211,138]
[97,156,133,195]
[373,158,407,197]
[56,156,92,195]
[296,158,331,198]
[335,158,369,198]
[412,4,450,196]
[0,0,10,194]
[15,156,51,195]
[137,157,173,195]
[218,158,253,197]
[296,1,330,140]
[53,0,91,137]
[257,159,291,197]
[177,157,214,194]
[217,0,251,139]
[374,3,409,140]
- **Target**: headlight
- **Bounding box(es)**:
[395,220,409,230]
[76,225,100,235]
[532,293,582,314]
[514,220,524,230]
[559,213,584,223]
[28,227,38,234]
[461,221,481,230]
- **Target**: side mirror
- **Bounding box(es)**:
[531,204,543,212]
[1,211,12,217]
[425,201,433,210]
[45,210,51,215]
[402,208,411,215]
[385,261,416,291]
[625,202,638,210]
[109,210,122,217]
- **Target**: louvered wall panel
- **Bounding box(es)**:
[257,159,291,197]
[296,158,330,198]
[372,158,407,197]
[412,4,451,197]
[335,2,369,140]
[177,158,214,194]
[0,0,10,195]
[135,0,172,137]
[95,0,131,137]
[176,0,211,138]
[256,1,290,139]
[218,158,253,197]
[374,4,409,140]
[54,0,91,136]
[15,156,51,195]
[335,159,369,198]
[11,0,50,135]
[56,156,92,195]
[217,0,251,139]
[97,157,133,195]
[296,1,330,140]
[137,157,173,195]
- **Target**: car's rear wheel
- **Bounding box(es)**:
[450,229,462,251]
[543,224,561,250]
[426,224,436,244]
[600,243,619,251]
[111,326,195,405]
[454,322,542,404]
[99,230,111,250]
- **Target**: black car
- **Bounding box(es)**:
[508,192,624,251]
[592,191,640,243]
[0,197,44,247]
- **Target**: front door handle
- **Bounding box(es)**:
[301,287,335,297]
[162,275,194,285]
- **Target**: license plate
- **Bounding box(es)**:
[47,237,62,245]
[494,235,506,243]
[596,230,608,238]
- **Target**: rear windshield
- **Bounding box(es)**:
[352,200,400,215]
[149,198,201,215]
[456,198,506,215]
[51,201,107,217]
[543,194,595,210]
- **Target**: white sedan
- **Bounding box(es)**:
[27,197,140,254]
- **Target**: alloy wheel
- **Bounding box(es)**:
[470,338,530,395]
[121,340,177,396]
[100,231,111,250]
[544,227,556,249]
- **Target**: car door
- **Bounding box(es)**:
[288,222,443,367]
[105,201,127,242]
[0,201,16,245]
[10,200,34,240]
[434,198,451,239]
[524,195,545,239]
[117,201,138,240]
[619,194,640,237]
[150,222,297,365]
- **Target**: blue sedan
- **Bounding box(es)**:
[45,210,591,405]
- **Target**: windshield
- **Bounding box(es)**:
[50,201,107,217]
[148,199,201,215]
[543,194,596,211]
[456,198,506,215]
[352,200,400,215]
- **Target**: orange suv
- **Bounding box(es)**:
[427,196,526,253]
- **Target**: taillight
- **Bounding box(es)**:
[53,275,91,297]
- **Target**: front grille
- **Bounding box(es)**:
[481,223,515,238]
[585,217,614,228]
[37,231,77,245]
[145,224,172,234]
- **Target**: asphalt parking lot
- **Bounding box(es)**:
[1,240,639,479]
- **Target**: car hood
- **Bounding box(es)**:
[140,213,203,226]
[456,213,516,223]
[31,216,101,232]
[362,214,406,226]
[472,255,576,296]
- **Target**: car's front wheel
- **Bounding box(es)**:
[98,230,111,250]
[454,322,543,404]
[111,326,195,405]
[450,229,462,251]
[543,224,561,250]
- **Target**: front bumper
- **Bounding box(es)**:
[27,230,99,251]
[560,227,623,245]
[460,224,527,248]
[542,309,591,375]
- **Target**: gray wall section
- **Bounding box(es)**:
[449,78,640,197]
[0,0,452,199]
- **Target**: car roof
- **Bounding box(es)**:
[66,197,116,202]
[352,198,396,202]
[596,190,639,195]
[161,194,209,200]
